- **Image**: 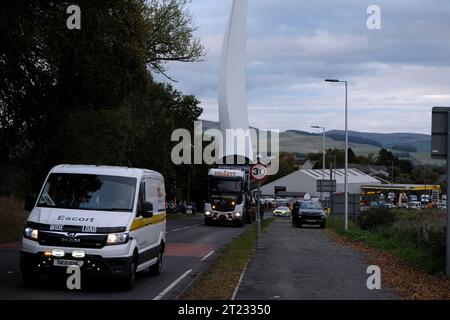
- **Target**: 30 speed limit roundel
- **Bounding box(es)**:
[251,164,267,181]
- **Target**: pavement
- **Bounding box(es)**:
[0,215,250,300]
[235,218,399,300]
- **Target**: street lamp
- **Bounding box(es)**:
[388,160,394,184]
[325,79,348,231]
[327,155,337,225]
[312,125,326,201]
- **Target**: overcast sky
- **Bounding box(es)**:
[156,0,450,134]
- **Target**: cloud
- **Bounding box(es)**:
[155,0,450,134]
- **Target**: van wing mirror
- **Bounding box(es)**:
[139,201,153,218]
[24,194,36,211]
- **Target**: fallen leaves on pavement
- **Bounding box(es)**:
[327,230,450,300]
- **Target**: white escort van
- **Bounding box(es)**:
[20,165,166,289]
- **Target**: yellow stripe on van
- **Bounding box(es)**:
[130,212,166,231]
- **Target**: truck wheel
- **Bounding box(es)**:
[296,221,302,228]
[22,271,40,288]
[236,220,244,227]
[204,218,212,226]
[149,251,163,276]
[320,222,326,229]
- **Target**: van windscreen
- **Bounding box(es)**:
[37,173,137,212]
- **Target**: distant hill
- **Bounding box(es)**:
[326,130,431,153]
[200,120,438,164]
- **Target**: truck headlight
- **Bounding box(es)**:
[205,211,212,216]
[106,232,129,245]
[24,227,39,241]
[235,212,241,217]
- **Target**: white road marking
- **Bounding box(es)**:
[201,250,215,261]
[153,269,193,300]
[231,263,248,300]
[169,225,199,233]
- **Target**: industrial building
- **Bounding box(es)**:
[259,168,381,198]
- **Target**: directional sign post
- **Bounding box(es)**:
[251,164,267,241]
[431,107,450,277]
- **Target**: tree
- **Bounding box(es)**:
[0,0,205,195]
[376,148,395,165]
[348,148,356,164]
[263,153,297,185]
[144,0,206,80]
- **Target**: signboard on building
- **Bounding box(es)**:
[274,186,286,195]
[317,179,336,193]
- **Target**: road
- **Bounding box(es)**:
[0,216,250,300]
[235,218,399,300]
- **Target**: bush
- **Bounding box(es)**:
[357,207,396,230]
[393,210,446,268]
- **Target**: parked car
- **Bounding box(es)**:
[295,200,326,228]
[409,201,422,210]
[273,206,291,217]
[166,202,178,214]
[437,201,447,210]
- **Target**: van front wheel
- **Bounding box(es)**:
[122,254,137,290]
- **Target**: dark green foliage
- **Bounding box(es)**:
[357,207,396,230]
[0,0,206,202]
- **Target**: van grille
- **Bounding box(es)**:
[38,231,106,249]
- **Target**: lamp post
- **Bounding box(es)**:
[312,125,326,201]
[388,160,394,184]
[327,155,337,225]
[325,79,348,231]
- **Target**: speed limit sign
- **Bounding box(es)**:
[251,164,267,181]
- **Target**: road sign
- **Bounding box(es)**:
[317,179,336,193]
[250,164,267,181]
[431,107,450,159]
[430,106,450,277]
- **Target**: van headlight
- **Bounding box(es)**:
[106,232,129,245]
[24,227,39,241]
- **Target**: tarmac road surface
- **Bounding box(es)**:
[0,215,250,300]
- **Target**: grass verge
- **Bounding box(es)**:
[181,218,274,300]
[328,214,450,299]
[329,211,445,275]
[0,196,28,244]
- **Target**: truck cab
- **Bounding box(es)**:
[204,168,255,226]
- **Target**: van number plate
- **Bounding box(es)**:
[54,259,84,267]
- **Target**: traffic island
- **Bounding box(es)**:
[180,218,274,300]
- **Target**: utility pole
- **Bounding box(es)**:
[430,107,450,277]
[312,125,326,201]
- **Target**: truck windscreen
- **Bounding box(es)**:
[209,178,243,194]
[37,173,137,212]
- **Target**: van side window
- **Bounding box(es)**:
[137,180,146,216]
[144,178,165,214]
[144,178,157,212]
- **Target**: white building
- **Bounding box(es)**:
[259,168,381,198]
